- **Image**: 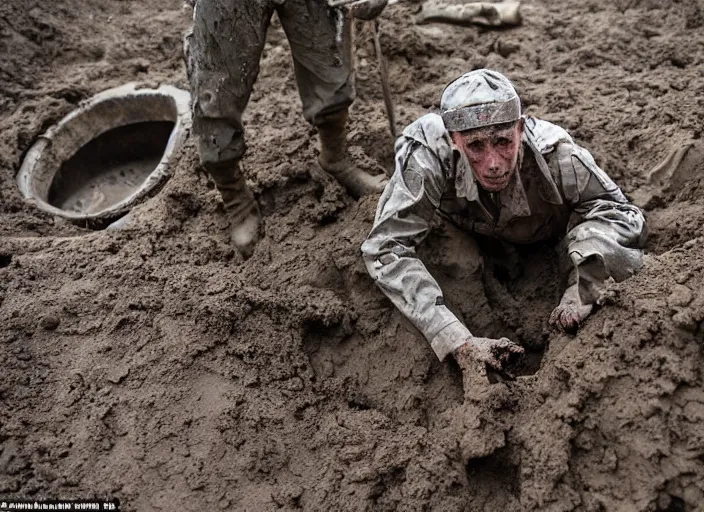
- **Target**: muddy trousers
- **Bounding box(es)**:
[184,0,355,209]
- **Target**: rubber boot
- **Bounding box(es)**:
[205,160,261,258]
[316,109,387,199]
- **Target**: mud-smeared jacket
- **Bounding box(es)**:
[361,114,646,361]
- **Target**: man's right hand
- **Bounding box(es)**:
[455,337,524,383]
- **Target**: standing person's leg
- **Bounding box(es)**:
[277,0,387,198]
[185,0,274,256]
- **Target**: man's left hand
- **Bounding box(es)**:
[550,283,594,332]
[350,0,388,20]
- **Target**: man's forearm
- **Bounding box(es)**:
[431,321,472,360]
[567,199,646,303]
[364,253,471,360]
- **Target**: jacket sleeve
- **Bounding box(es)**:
[555,142,647,303]
[361,144,472,361]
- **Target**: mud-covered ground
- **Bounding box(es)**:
[1,0,704,510]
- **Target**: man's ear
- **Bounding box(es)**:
[449,131,463,148]
[516,117,525,137]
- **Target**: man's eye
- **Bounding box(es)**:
[468,141,484,151]
[496,138,511,147]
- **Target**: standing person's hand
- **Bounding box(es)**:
[350,0,388,20]
[455,337,524,385]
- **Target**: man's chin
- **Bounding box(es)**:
[478,178,510,192]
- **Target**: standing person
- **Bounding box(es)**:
[185,0,388,256]
[362,69,646,385]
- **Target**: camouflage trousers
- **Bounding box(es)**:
[184,0,355,165]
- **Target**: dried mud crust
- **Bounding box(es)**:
[1,0,704,511]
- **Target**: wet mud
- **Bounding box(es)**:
[1,0,703,510]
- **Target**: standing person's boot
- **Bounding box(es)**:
[205,160,262,258]
[316,109,388,198]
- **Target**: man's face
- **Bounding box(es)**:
[451,119,524,192]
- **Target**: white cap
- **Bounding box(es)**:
[440,69,521,132]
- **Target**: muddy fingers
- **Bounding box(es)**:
[550,284,595,333]
[455,336,524,389]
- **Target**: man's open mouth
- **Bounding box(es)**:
[485,172,510,182]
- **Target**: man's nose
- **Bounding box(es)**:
[487,149,501,172]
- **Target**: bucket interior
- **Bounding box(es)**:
[47,120,175,215]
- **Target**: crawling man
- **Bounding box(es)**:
[362,69,646,384]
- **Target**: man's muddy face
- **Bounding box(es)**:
[451,120,524,192]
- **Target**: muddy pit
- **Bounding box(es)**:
[1,0,703,511]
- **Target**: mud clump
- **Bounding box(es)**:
[1,0,703,510]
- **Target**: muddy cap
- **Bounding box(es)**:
[440,69,521,132]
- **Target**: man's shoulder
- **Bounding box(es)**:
[523,117,626,205]
[402,113,451,151]
[523,116,574,154]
